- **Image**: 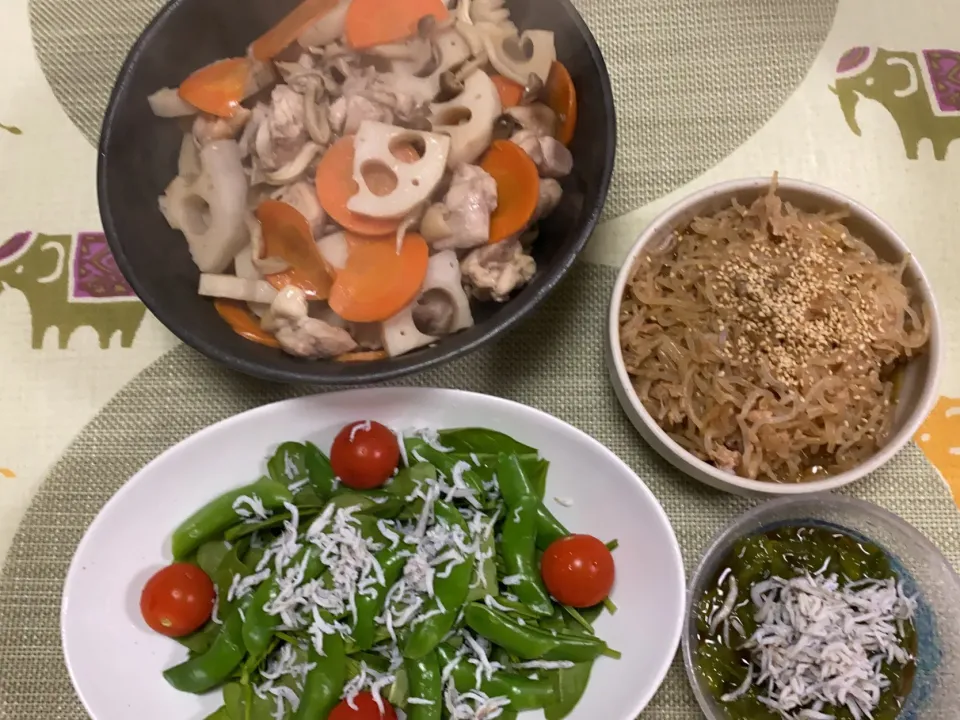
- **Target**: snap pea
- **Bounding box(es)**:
[405,651,442,720]
[172,478,293,560]
[466,532,497,603]
[353,542,408,651]
[403,501,472,659]
[294,631,346,719]
[304,441,337,500]
[535,505,569,551]
[544,618,596,720]
[497,455,552,615]
[436,644,554,711]
[464,603,607,662]
[242,546,326,656]
[164,602,249,693]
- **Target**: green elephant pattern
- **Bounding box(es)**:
[832,47,960,161]
[0,231,145,349]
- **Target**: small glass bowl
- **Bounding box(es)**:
[682,495,960,720]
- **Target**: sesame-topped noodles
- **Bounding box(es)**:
[619,180,931,482]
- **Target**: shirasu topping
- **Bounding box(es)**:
[253,642,317,720]
[724,572,917,719]
[233,493,269,521]
[444,683,511,720]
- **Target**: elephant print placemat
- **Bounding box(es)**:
[0,0,959,714]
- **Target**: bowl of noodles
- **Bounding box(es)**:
[607,177,942,496]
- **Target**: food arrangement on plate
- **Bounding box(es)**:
[611,176,939,489]
[148,0,578,361]
[139,422,618,719]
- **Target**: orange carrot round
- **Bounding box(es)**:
[214,299,280,348]
[315,137,403,236]
[345,0,448,49]
[256,200,333,300]
[491,75,524,108]
[178,58,250,118]
[329,233,429,322]
[546,61,577,146]
[251,0,341,60]
[481,140,540,243]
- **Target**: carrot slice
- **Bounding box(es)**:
[546,61,577,146]
[315,136,403,236]
[178,58,250,118]
[344,0,448,49]
[329,233,429,322]
[335,350,388,362]
[491,75,524,108]
[256,200,333,300]
[481,140,540,243]
[214,299,280,348]
[250,0,341,60]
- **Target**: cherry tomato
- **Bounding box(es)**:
[140,562,215,637]
[330,420,400,490]
[540,534,615,608]
[329,692,398,720]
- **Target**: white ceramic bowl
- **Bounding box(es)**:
[606,177,943,497]
[61,388,685,720]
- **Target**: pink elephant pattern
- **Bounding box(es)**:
[833,47,960,160]
[0,231,145,349]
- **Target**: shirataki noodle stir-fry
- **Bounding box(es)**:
[139,424,618,720]
[149,0,577,361]
[618,180,931,482]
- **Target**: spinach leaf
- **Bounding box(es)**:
[437,428,538,457]
[267,442,309,488]
[196,540,232,577]
[175,619,222,655]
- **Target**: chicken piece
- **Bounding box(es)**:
[273,181,325,237]
[328,94,394,136]
[255,86,308,170]
[262,286,357,358]
[531,178,562,223]
[510,129,573,179]
[192,108,252,145]
[461,237,536,303]
[426,164,498,251]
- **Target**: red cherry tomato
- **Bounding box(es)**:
[540,534,615,608]
[330,420,400,490]
[140,562,215,637]
[329,692,398,720]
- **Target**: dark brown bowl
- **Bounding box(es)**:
[98,0,616,384]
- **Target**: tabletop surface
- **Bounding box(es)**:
[1,0,959,717]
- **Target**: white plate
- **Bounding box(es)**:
[62,388,685,720]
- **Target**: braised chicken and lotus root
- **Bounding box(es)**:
[149,0,577,360]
